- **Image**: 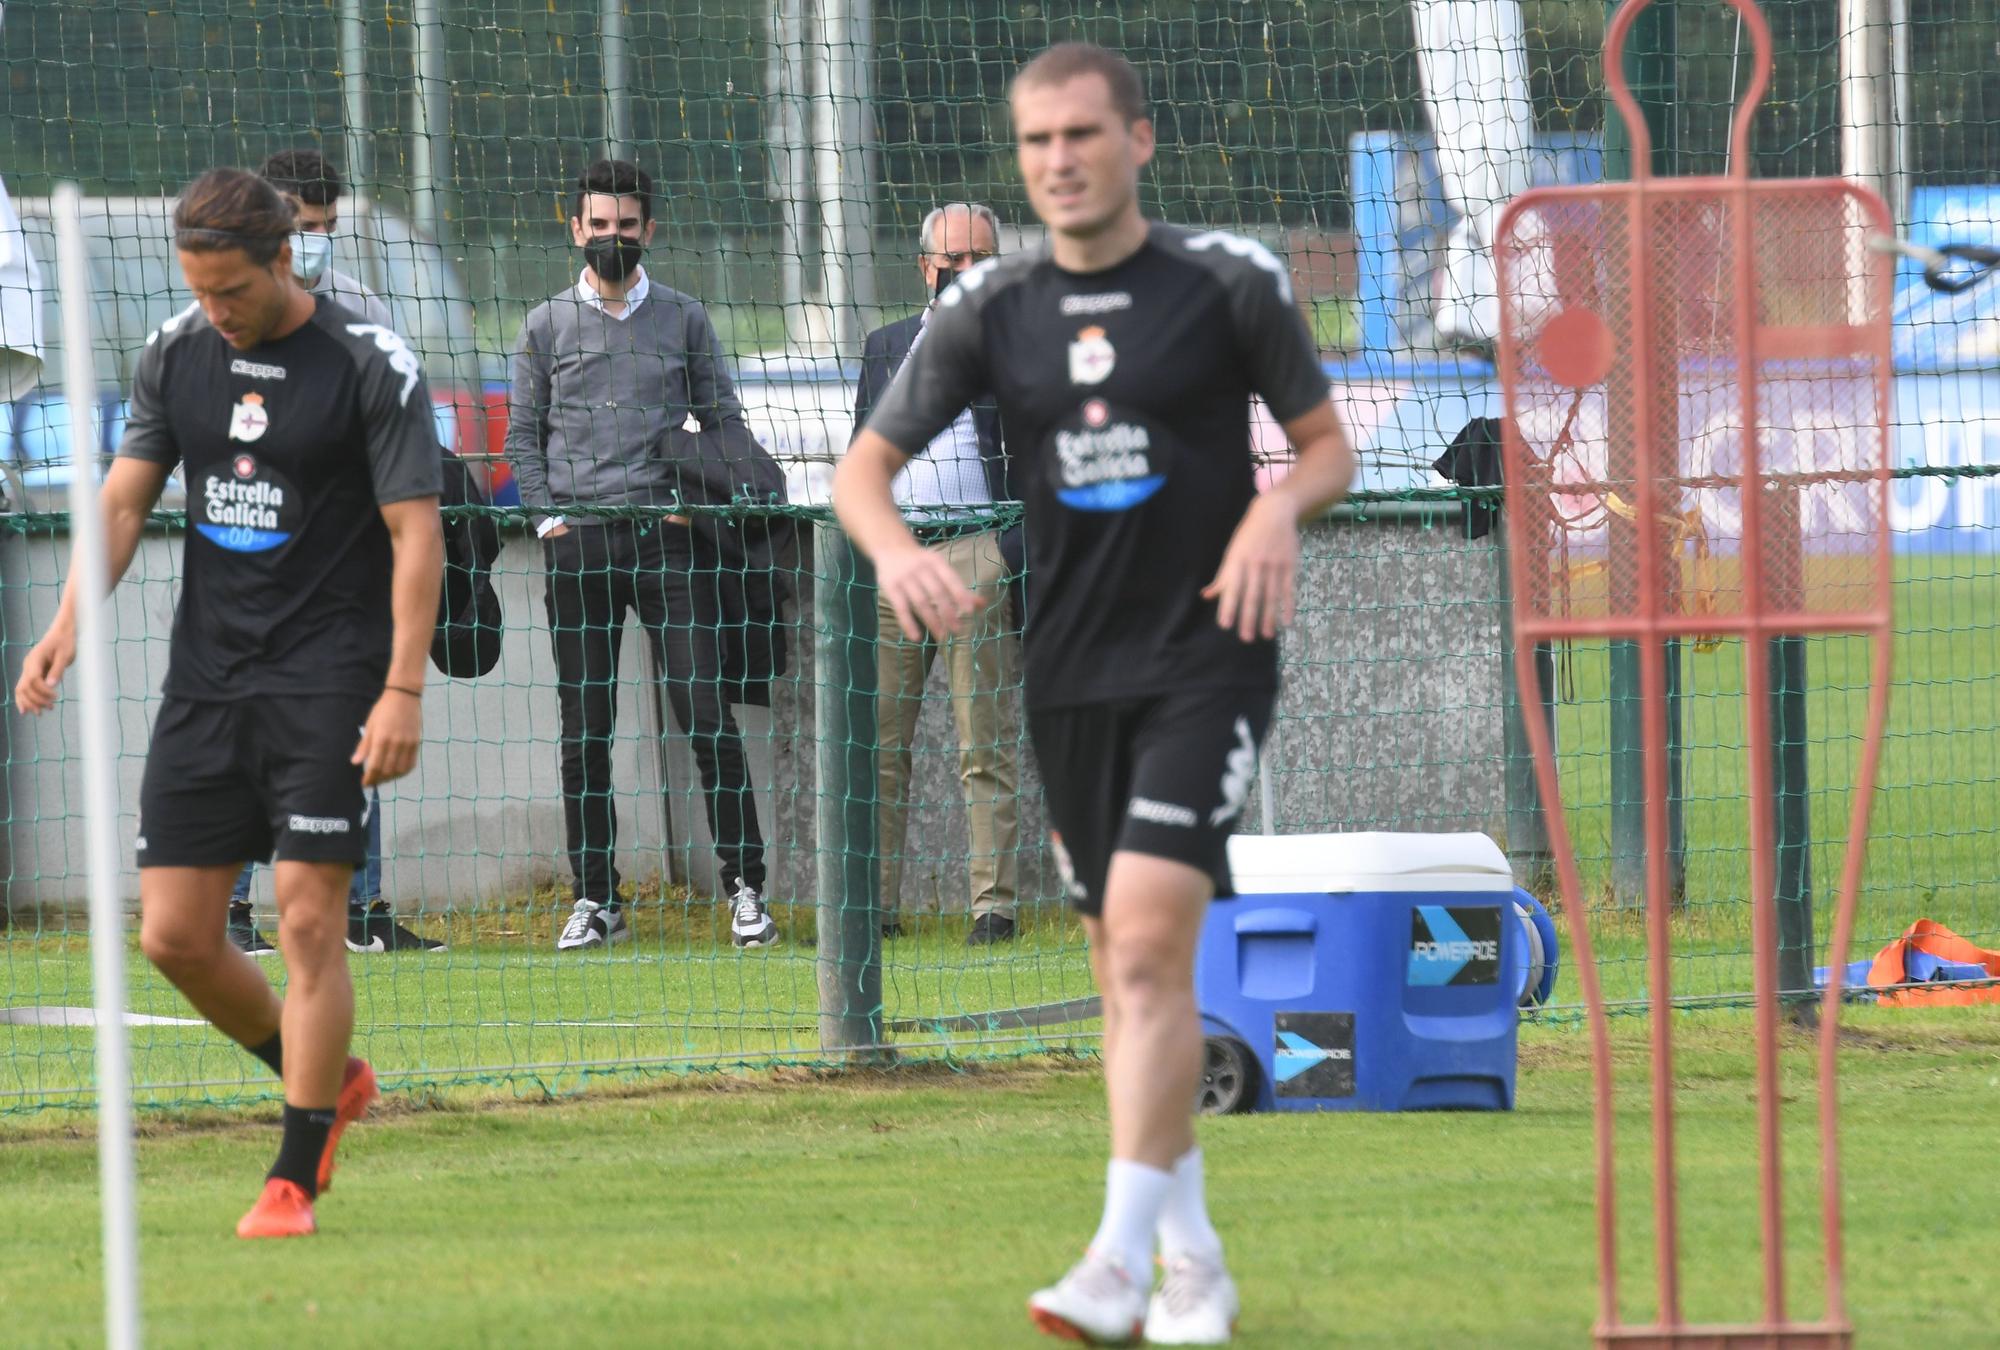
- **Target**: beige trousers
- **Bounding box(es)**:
[875,529,1020,919]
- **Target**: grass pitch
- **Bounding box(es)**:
[3,1010,1996,1348]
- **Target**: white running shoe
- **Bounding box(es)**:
[729,881,780,949]
[556,899,629,951]
[1027,1249,1148,1345]
[1144,1253,1240,1346]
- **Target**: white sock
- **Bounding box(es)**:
[1089,1158,1173,1285]
[1156,1146,1224,1260]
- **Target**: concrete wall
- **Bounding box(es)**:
[0,515,1508,918]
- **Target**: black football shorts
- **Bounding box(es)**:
[1028,687,1274,917]
[136,694,374,869]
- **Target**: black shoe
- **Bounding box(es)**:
[965,913,1016,947]
[881,917,905,939]
[347,901,447,953]
[227,904,279,957]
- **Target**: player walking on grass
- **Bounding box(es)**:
[835,43,1355,1345]
[14,168,444,1239]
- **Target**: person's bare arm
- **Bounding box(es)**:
[15,456,171,714]
[1202,400,1356,641]
[832,428,984,641]
[351,496,444,786]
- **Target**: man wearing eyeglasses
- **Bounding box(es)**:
[849,202,1022,946]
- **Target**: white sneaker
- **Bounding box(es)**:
[1144,1253,1240,1346]
[1027,1249,1147,1345]
[729,881,780,949]
[556,899,629,951]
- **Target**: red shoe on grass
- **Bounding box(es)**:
[316,1056,379,1195]
[236,1178,316,1239]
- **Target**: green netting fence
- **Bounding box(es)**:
[3,1,1999,1115]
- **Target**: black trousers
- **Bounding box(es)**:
[543,520,766,902]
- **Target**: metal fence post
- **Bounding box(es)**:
[1604,0,1686,909]
[814,523,885,1060]
[1766,486,1814,1005]
[1496,523,1556,891]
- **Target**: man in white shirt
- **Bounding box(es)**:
[849,203,1021,946]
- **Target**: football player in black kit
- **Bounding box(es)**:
[15,168,443,1239]
[835,44,1355,1346]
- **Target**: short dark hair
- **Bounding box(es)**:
[1011,43,1147,125]
[258,148,345,208]
[172,168,294,265]
[573,159,653,225]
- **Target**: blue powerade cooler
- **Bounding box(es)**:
[1196,832,1530,1114]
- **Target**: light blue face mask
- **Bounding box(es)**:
[290,230,333,285]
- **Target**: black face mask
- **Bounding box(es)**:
[583,234,645,283]
[933,266,958,301]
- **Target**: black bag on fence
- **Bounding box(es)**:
[1433,416,1506,541]
[658,416,800,707]
[429,449,506,679]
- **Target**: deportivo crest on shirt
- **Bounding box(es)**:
[227,391,269,443]
[1068,325,1115,385]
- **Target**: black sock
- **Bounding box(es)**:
[269,1104,336,1197]
[246,1032,284,1077]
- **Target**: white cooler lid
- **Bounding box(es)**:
[1226,831,1515,894]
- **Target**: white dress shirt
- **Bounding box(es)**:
[576,266,651,320]
[890,310,994,512]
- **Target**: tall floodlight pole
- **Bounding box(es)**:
[810,0,850,358]
[810,0,875,358]
[845,0,875,336]
[602,0,631,162]
[769,0,810,351]
[410,0,449,244]
[1887,0,1911,229]
[1838,0,1890,200]
[339,0,372,198]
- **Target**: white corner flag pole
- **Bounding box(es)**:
[53,181,143,1350]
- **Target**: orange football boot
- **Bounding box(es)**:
[316,1056,379,1194]
[236,1178,316,1239]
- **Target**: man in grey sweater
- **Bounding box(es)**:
[505,158,778,951]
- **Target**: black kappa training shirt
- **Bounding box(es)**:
[118,295,443,700]
[865,221,1331,708]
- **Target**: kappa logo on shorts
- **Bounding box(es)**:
[1048,831,1088,905]
[1128,797,1198,828]
[288,814,352,836]
[1209,717,1258,826]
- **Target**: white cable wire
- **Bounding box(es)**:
[53,180,143,1350]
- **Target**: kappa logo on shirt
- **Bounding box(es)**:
[1068,325,1116,385]
[229,358,288,381]
[345,323,424,407]
[1061,292,1133,317]
[227,392,270,443]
